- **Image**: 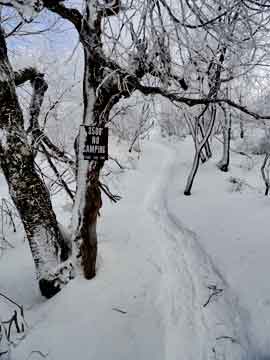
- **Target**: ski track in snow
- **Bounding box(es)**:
[4,140,256,359]
[145,141,253,360]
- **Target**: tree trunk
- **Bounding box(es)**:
[240,116,244,139]
[184,105,217,195]
[0,27,69,298]
[71,46,103,279]
[239,95,244,139]
[261,153,270,196]
[199,118,212,160]
[200,150,207,163]
[184,113,207,163]
[218,111,231,172]
[184,149,201,196]
[80,181,101,279]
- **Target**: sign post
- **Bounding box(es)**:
[82,125,108,161]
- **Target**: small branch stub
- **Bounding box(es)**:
[82,126,108,161]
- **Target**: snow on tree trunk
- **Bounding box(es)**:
[198,118,212,160]
[218,110,231,172]
[0,27,69,298]
[71,32,103,278]
[184,113,207,163]
[184,105,217,195]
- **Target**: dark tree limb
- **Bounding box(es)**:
[98,181,121,203]
[43,0,82,32]
[42,144,74,201]
[14,67,38,86]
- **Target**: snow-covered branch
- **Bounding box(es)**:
[0,0,43,22]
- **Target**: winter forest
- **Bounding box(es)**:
[1,0,270,359]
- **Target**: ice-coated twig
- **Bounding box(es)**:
[26,350,49,359]
[203,285,223,307]
[216,335,237,343]
[112,307,127,314]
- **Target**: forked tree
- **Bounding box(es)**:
[0,34,71,297]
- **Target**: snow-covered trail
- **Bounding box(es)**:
[12,142,167,360]
[6,140,252,360]
[146,142,252,360]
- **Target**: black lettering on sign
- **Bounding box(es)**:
[82,125,108,161]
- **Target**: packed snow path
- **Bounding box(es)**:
[5,141,253,360]
[146,142,252,360]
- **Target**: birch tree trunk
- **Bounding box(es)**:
[0,28,69,298]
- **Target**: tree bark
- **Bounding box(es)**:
[70,15,104,278]
[239,94,244,139]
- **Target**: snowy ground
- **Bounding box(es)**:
[170,136,270,360]
[0,135,269,359]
